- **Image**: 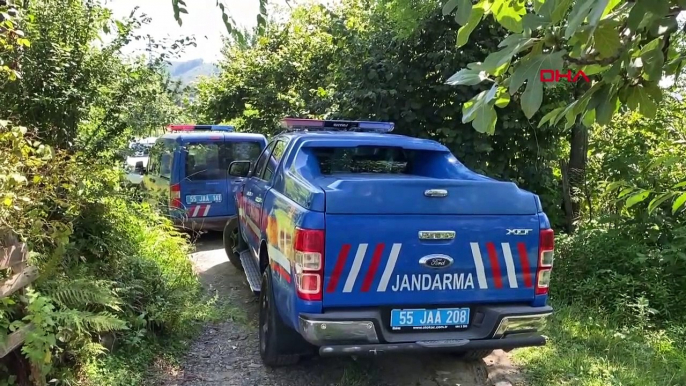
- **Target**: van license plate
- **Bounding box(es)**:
[390,308,470,331]
[186,194,222,204]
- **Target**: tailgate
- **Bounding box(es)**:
[322,214,540,307]
[315,176,538,215]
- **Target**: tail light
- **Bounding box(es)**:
[536,228,554,295]
[294,227,324,301]
[170,184,182,209]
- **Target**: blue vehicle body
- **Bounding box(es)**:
[142,125,267,232]
[228,119,553,365]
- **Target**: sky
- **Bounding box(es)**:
[104,0,283,63]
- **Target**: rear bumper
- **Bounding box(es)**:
[298,305,551,356]
[173,215,231,232]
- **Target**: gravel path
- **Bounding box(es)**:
[154,233,525,386]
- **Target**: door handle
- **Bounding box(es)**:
[255,197,263,203]
[246,191,254,197]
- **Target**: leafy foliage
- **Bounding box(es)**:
[442,0,686,133]
[0,0,209,384]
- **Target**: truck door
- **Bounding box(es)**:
[242,140,288,256]
[242,141,276,255]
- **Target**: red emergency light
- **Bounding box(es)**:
[167,124,196,131]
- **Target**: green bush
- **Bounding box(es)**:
[0,123,209,384]
[552,221,686,326]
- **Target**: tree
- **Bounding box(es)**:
[438,0,686,230]
[441,0,684,133]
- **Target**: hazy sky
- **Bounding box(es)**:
[104,0,276,62]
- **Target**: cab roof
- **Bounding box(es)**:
[159,132,267,143]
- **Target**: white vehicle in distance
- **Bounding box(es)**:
[125,137,156,185]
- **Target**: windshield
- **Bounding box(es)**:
[130,143,151,157]
[185,141,263,181]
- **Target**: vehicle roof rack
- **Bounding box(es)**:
[167,124,235,132]
[280,118,394,133]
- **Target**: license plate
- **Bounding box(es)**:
[390,308,470,331]
[186,194,222,204]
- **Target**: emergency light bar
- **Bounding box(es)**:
[280,118,394,133]
[167,124,235,132]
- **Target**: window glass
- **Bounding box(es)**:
[310,146,413,175]
[262,141,286,182]
[253,141,276,180]
[185,141,264,181]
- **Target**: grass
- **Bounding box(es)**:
[336,360,379,386]
[78,293,247,386]
[512,303,686,386]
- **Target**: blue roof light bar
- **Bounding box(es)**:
[280,118,394,133]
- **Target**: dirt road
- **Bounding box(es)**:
[156,233,524,386]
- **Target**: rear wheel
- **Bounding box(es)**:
[223,220,243,270]
[259,269,302,367]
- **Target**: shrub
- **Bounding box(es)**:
[0,121,207,383]
[552,220,686,326]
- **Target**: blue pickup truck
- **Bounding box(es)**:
[223,118,553,366]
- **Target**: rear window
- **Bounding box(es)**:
[311,146,413,174]
[185,141,263,181]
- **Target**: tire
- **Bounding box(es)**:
[223,219,243,270]
[259,269,302,367]
[453,349,493,360]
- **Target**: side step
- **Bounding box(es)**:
[239,250,261,293]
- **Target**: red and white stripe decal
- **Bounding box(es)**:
[187,204,211,217]
[326,242,534,293]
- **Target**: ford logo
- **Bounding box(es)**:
[419,254,454,269]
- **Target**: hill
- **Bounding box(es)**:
[166,59,219,86]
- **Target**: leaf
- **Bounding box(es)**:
[456,6,484,48]
[640,38,665,81]
[618,187,635,199]
[672,192,686,214]
[445,68,489,86]
[672,181,686,189]
[593,23,621,58]
[581,109,596,127]
[472,104,497,134]
[494,87,510,108]
[509,51,565,95]
[443,0,460,15]
[462,84,498,123]
[538,106,565,128]
[626,190,651,208]
[626,85,657,118]
[565,0,596,39]
[492,0,525,33]
[648,192,677,214]
[539,0,574,24]
[454,0,473,25]
[482,36,536,73]
[627,0,652,31]
[596,94,618,125]
[522,14,552,32]
[521,80,544,119]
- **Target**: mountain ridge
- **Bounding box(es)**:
[166,59,219,86]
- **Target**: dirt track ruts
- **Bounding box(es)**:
[153,233,525,386]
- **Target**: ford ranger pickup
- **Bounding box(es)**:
[223,118,553,367]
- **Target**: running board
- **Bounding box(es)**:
[239,250,261,293]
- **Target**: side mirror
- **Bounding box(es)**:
[134,161,146,174]
[228,161,252,178]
